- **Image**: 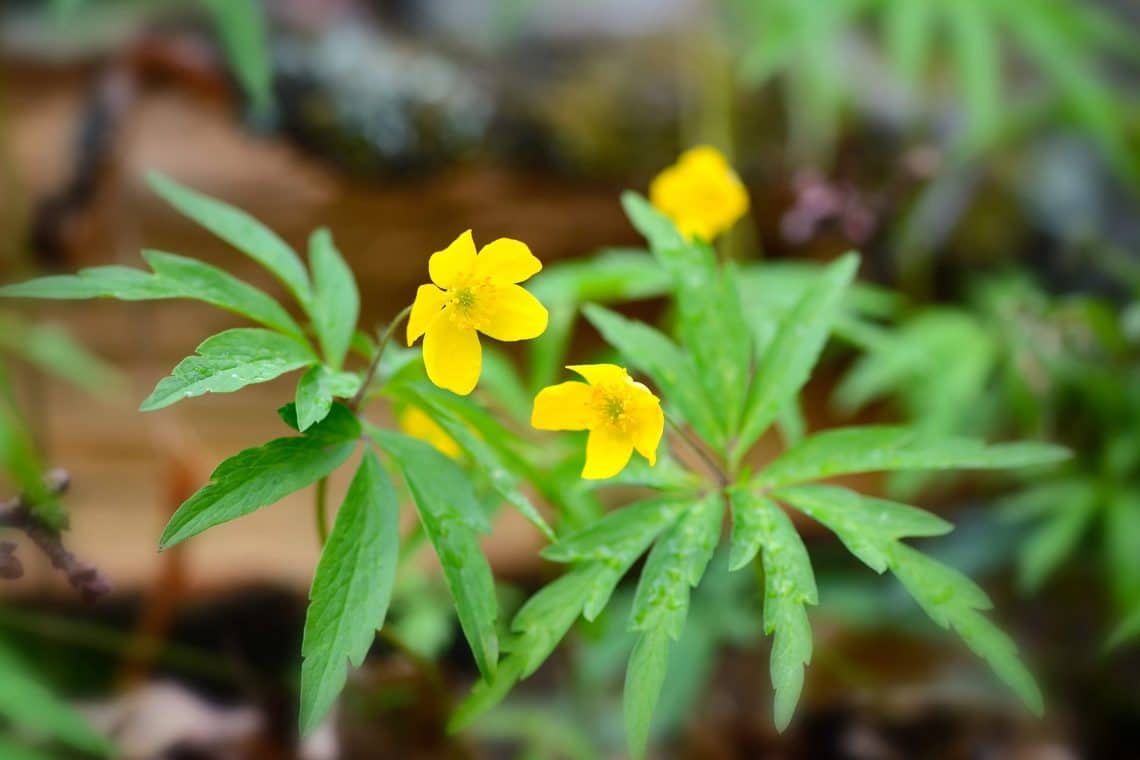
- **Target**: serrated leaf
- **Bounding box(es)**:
[889,543,1042,714]
[0,266,172,301]
[307,229,359,369]
[390,382,553,540]
[582,446,700,492]
[733,490,816,730]
[160,405,360,548]
[757,426,1070,487]
[624,627,670,760]
[775,484,952,574]
[0,641,112,756]
[371,429,499,679]
[631,492,724,639]
[541,495,688,565]
[734,253,858,464]
[300,451,399,734]
[583,304,724,446]
[141,328,315,411]
[295,365,362,432]
[147,172,312,308]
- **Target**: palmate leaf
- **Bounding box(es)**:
[307,229,359,369]
[730,489,817,731]
[756,426,1069,488]
[583,304,725,447]
[889,543,1043,714]
[294,365,362,432]
[147,172,313,308]
[452,497,691,732]
[300,451,399,735]
[389,382,553,540]
[0,250,307,341]
[371,430,498,679]
[775,485,952,573]
[0,641,112,757]
[733,253,859,465]
[159,405,360,549]
[140,328,316,412]
[620,193,752,435]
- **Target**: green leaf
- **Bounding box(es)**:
[300,451,400,734]
[948,0,1002,151]
[0,252,308,341]
[372,429,499,679]
[142,250,306,340]
[541,496,689,565]
[295,365,362,432]
[775,484,953,574]
[1107,605,1140,651]
[747,496,820,733]
[884,0,934,87]
[757,426,1070,488]
[624,627,670,760]
[141,328,316,411]
[147,172,312,307]
[734,253,858,464]
[1016,488,1096,593]
[390,382,554,540]
[0,737,59,760]
[631,492,724,639]
[582,304,724,446]
[0,642,112,756]
[0,313,121,395]
[621,193,751,434]
[888,543,1042,713]
[160,406,360,548]
[1105,491,1140,607]
[307,229,359,369]
[200,0,274,117]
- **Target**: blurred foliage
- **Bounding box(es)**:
[836,273,1140,638]
[727,0,1140,185]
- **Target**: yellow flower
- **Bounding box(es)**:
[649,145,749,241]
[531,364,664,480]
[398,406,462,460]
[407,230,548,395]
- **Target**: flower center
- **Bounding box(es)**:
[591,383,636,434]
[447,276,495,330]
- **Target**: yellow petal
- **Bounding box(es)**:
[399,406,462,459]
[582,428,635,479]
[531,381,593,430]
[649,145,749,242]
[567,364,629,387]
[475,238,542,284]
[632,396,664,466]
[406,284,448,346]
[481,284,548,341]
[429,230,477,289]
[423,313,481,395]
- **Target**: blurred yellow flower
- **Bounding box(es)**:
[531,364,664,480]
[398,406,462,459]
[649,146,749,241]
[407,230,548,395]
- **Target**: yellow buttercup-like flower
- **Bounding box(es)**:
[649,145,749,241]
[407,230,548,395]
[398,406,462,459]
[531,364,664,480]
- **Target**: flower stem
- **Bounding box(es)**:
[665,416,729,488]
[314,476,329,547]
[349,303,413,412]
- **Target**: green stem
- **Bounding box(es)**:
[314,476,329,547]
[349,303,413,411]
[665,415,729,488]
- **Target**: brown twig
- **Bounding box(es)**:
[0,469,111,603]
